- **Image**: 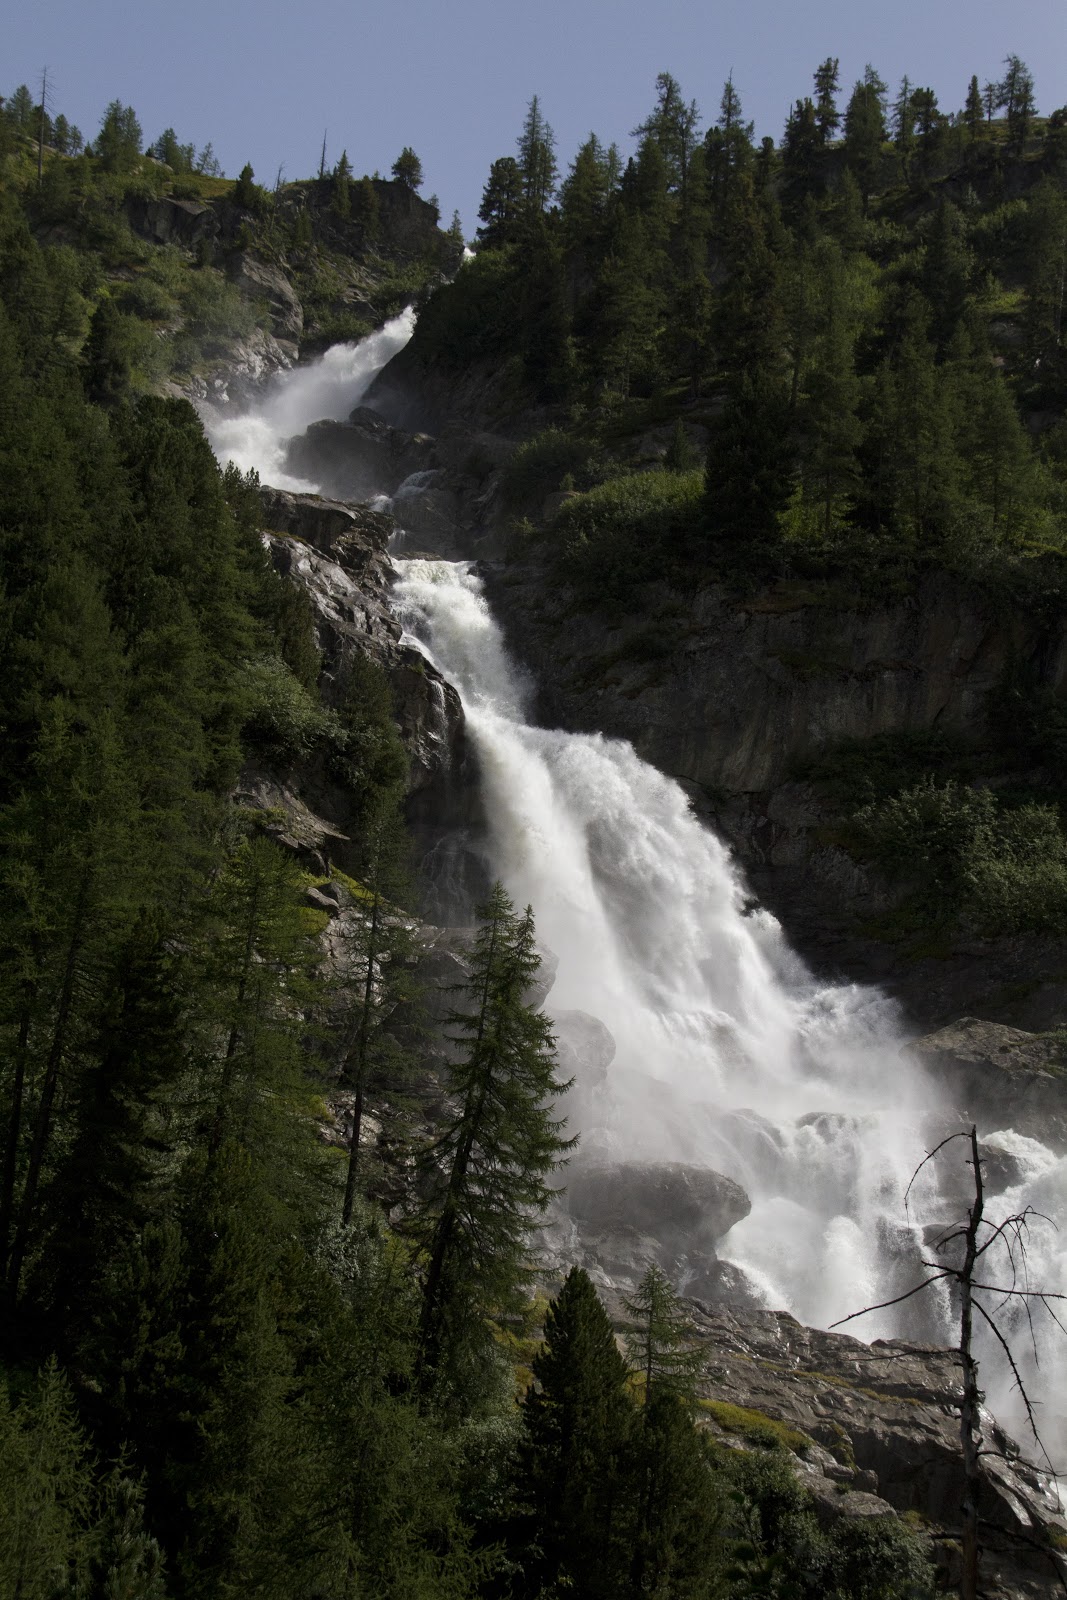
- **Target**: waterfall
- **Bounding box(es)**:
[201,307,416,489]
[392,557,1067,1463]
[202,312,1066,1471]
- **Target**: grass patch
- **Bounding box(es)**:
[698,1400,813,1455]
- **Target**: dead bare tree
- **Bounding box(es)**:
[832,1124,1066,1600]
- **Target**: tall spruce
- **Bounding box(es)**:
[519,1267,635,1597]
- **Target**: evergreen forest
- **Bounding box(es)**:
[0,51,1064,1599]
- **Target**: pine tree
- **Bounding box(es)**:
[96,102,142,173]
[843,65,888,212]
[633,72,701,202]
[0,1359,95,1596]
[477,156,523,248]
[813,57,841,144]
[332,149,352,218]
[1000,55,1037,150]
[624,1269,721,1598]
[518,1267,635,1597]
[413,885,573,1408]
[391,147,424,190]
[559,134,614,257]
[516,96,557,214]
[781,98,822,217]
[964,75,985,145]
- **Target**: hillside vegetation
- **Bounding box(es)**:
[0,68,1057,1599]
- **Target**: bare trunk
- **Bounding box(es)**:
[959,1124,984,1600]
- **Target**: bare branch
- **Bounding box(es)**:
[976,1207,1054,1262]
[829,1273,951,1328]
[970,1281,1067,1301]
[904,1131,972,1216]
[971,1299,1057,1479]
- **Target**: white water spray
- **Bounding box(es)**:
[201,307,416,489]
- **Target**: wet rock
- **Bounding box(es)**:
[232,767,348,875]
[690,1259,767,1309]
[566,1162,751,1246]
[257,488,463,799]
[284,408,432,501]
[391,470,463,550]
[907,1019,1067,1152]
[258,486,386,555]
[552,1010,615,1090]
[688,1305,1067,1597]
[226,251,303,342]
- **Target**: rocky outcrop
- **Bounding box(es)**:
[226,251,303,345]
[285,407,433,501]
[257,488,461,796]
[687,1305,1066,1600]
[491,568,1067,799]
[126,194,219,251]
[549,1160,753,1300]
[908,1019,1067,1151]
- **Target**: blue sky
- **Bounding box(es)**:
[8,0,1066,233]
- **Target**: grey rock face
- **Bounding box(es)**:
[552,1010,615,1091]
[257,489,463,800]
[556,1161,753,1298]
[689,1305,1066,1599]
[907,1019,1067,1151]
[226,251,304,342]
[126,194,219,251]
[567,1161,751,1242]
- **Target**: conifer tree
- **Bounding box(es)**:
[633,72,701,203]
[813,57,841,143]
[625,1264,704,1408]
[391,147,424,190]
[843,65,888,211]
[519,1267,635,1597]
[516,96,557,214]
[413,885,572,1407]
[477,156,523,248]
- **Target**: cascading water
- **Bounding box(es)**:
[392,559,1067,1465]
[201,307,416,490]
[205,312,1066,1472]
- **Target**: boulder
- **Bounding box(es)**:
[566,1161,751,1246]
[552,1010,615,1091]
[226,251,303,342]
[284,409,432,501]
[258,487,388,558]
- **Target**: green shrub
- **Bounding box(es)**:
[116,276,179,322]
[500,428,595,510]
[239,655,345,762]
[554,467,704,604]
[849,778,1067,934]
